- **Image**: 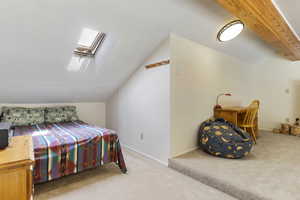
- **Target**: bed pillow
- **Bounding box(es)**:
[63,106,79,121]
[1,106,10,116]
[27,107,45,125]
[45,106,79,123]
[2,107,27,126]
[1,107,45,126]
[45,107,68,123]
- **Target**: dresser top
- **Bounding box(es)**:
[0,135,34,169]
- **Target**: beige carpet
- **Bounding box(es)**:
[169,132,300,200]
[35,149,237,200]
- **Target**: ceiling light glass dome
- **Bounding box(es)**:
[217,20,244,42]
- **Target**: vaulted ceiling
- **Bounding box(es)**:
[0,0,298,103]
[274,0,300,37]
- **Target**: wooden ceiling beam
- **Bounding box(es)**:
[216,0,300,61]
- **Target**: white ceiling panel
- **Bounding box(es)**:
[273,0,300,37]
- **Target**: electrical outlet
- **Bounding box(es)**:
[140,133,144,140]
[285,89,290,94]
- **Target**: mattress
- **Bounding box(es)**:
[13,121,127,184]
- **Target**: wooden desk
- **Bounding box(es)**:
[0,135,34,200]
[214,106,258,137]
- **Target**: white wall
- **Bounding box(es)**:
[107,34,300,161]
[167,35,300,133]
[241,56,300,130]
[106,39,170,164]
[0,102,106,127]
[170,34,245,157]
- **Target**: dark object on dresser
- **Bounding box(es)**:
[0,122,12,149]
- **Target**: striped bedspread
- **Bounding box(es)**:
[13,121,127,184]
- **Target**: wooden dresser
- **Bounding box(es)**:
[0,135,34,200]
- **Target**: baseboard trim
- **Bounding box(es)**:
[259,128,273,132]
[171,146,199,158]
[121,144,169,166]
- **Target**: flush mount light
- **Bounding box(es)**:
[217,20,244,42]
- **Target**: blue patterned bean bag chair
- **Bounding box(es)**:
[198,118,253,159]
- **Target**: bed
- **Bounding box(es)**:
[13,120,127,184]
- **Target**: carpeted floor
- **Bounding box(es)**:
[34,149,237,200]
[169,131,300,200]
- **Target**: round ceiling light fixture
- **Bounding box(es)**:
[217,20,244,42]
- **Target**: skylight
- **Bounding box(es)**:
[74,28,106,56]
[78,28,99,47]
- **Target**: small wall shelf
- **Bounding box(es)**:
[145,60,170,69]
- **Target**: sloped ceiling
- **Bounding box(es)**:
[273,0,300,37]
[0,0,282,103]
